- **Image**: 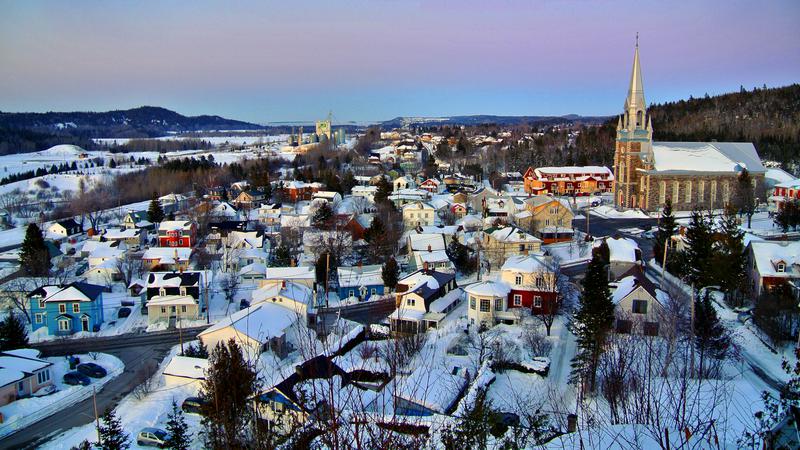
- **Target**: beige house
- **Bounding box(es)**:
[520,197,575,243]
[262,266,316,290]
[198,302,297,360]
[390,269,459,334]
[251,281,314,317]
[402,201,436,229]
[0,349,54,407]
[146,295,201,323]
[465,281,517,327]
[611,272,665,336]
[482,225,543,267]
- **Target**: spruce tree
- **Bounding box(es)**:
[270,244,292,267]
[19,223,50,276]
[382,257,400,291]
[570,254,615,393]
[96,408,129,450]
[311,202,334,230]
[0,314,29,351]
[200,339,259,449]
[684,209,715,289]
[363,216,385,244]
[446,236,474,273]
[716,205,746,303]
[147,192,164,224]
[374,176,393,205]
[735,168,756,228]
[653,199,676,269]
[694,291,730,378]
[164,400,191,450]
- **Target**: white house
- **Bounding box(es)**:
[389,268,460,334]
[198,302,298,360]
[611,272,666,336]
[263,266,316,290]
[251,281,315,316]
[402,202,436,229]
[465,281,515,327]
[163,355,209,388]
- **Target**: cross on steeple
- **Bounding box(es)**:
[635,32,639,48]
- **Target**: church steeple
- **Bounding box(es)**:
[622,34,647,131]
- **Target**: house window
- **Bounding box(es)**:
[371,288,377,296]
[535,277,544,288]
[161,307,167,314]
[480,299,490,312]
[181,305,187,313]
[513,295,522,306]
[470,297,476,309]
[159,288,166,296]
[348,289,355,297]
[37,369,50,384]
[519,244,525,252]
[777,263,786,273]
[632,300,648,314]
[58,304,66,314]
[494,298,503,311]
[35,313,43,324]
[58,319,70,331]
[38,299,45,309]
[179,287,187,296]
[407,298,416,307]
[515,275,522,285]
[72,303,80,313]
[171,306,176,313]
[534,296,542,308]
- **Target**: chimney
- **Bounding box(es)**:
[281,280,286,289]
[427,244,432,253]
[423,262,429,273]
[567,414,578,433]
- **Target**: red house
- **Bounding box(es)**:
[283,181,322,203]
[158,220,197,247]
[419,179,441,193]
[771,180,800,211]
[500,254,558,314]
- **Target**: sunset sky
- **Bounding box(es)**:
[1,0,798,123]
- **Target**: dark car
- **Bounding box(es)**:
[118,307,132,318]
[77,362,107,378]
[181,396,207,415]
[239,299,250,310]
[63,371,91,386]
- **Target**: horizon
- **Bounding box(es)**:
[1,0,798,123]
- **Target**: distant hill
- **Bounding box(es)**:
[380,114,611,129]
[0,106,263,155]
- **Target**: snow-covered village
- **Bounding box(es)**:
[1,2,799,449]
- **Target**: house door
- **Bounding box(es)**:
[81,317,89,332]
[17,381,25,396]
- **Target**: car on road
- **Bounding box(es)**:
[118,307,132,318]
[77,362,107,378]
[137,427,170,447]
[63,371,91,386]
[182,396,207,415]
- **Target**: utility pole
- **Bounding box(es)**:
[325,252,330,308]
[660,238,669,288]
[205,269,210,324]
[690,284,696,378]
[93,386,101,444]
[178,315,184,355]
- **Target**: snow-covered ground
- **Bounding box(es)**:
[589,204,650,219]
[0,352,124,440]
[543,240,593,266]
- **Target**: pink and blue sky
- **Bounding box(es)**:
[1,0,798,123]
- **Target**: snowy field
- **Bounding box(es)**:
[0,352,124,440]
[93,133,290,147]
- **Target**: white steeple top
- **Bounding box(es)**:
[625,36,646,114]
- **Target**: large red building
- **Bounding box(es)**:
[158,220,197,247]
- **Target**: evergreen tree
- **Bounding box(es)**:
[311,202,334,230]
[96,408,130,450]
[164,400,191,450]
[182,341,209,358]
[270,244,292,267]
[109,159,117,168]
[147,192,164,224]
[363,216,385,244]
[570,254,615,393]
[374,176,393,205]
[0,314,29,351]
[341,170,356,194]
[694,291,730,378]
[200,339,259,449]
[446,236,475,274]
[19,223,50,276]
[653,199,676,269]
[70,440,93,450]
[684,209,715,289]
[382,257,400,291]
[716,205,746,303]
[315,252,336,290]
[735,168,757,228]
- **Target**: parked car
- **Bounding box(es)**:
[239,299,250,310]
[77,362,107,378]
[137,427,169,447]
[181,396,207,415]
[118,307,132,318]
[63,371,91,386]
[32,385,58,397]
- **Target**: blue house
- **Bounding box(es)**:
[28,282,105,335]
[336,264,385,302]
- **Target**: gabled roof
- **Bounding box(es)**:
[337,265,383,288]
[55,218,80,229]
[501,254,551,273]
[29,281,105,302]
[651,142,766,175]
[147,271,201,288]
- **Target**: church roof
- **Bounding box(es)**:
[650,142,766,175]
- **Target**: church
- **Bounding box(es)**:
[613,41,766,212]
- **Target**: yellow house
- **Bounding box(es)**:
[481,226,542,267]
[520,197,575,243]
[146,295,201,323]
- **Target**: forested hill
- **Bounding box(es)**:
[0,106,263,155]
[647,84,800,166]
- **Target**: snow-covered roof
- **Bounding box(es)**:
[265,266,315,281]
[651,142,766,175]
[414,249,451,264]
[199,302,297,344]
[251,281,314,305]
[102,228,140,240]
[750,241,800,278]
[0,353,52,376]
[464,281,511,298]
[605,237,639,263]
[408,233,446,252]
[146,295,197,307]
[534,166,612,176]
[158,220,193,231]
[486,226,542,244]
[163,356,209,380]
[147,271,201,288]
[29,282,104,303]
[392,362,467,413]
[337,265,383,288]
[402,201,435,211]
[501,254,550,273]
[239,262,267,276]
[142,247,192,263]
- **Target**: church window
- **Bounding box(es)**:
[685,181,692,203]
[672,181,679,201]
[698,181,705,201]
[723,181,731,203]
[659,181,666,204]
[710,181,717,205]
[636,110,643,127]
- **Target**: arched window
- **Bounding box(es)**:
[685,180,692,203]
[659,181,666,204]
[636,110,643,127]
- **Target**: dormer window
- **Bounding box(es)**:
[179,287,187,296]
[777,263,786,273]
[515,275,522,285]
[159,288,166,296]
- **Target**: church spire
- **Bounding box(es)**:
[623,34,646,130]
